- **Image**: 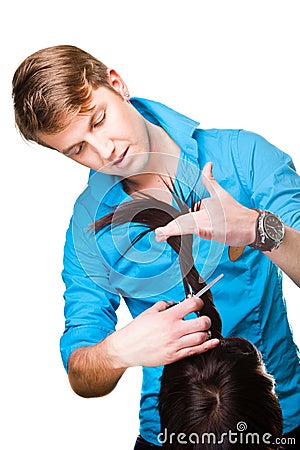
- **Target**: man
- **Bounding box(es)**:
[12,45,300,448]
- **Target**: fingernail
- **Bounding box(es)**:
[155,228,167,242]
[165,300,175,308]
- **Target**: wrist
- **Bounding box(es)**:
[104,330,131,370]
[247,208,260,244]
[249,209,285,252]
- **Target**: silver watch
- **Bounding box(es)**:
[249,210,285,252]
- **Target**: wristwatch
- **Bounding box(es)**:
[249,210,285,252]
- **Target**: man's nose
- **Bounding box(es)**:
[89,136,115,160]
[100,139,115,160]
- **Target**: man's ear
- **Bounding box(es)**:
[107,69,130,100]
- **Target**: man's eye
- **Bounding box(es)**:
[74,143,84,155]
[94,112,105,127]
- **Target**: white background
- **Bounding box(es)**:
[1,1,299,449]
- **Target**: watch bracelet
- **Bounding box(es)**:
[249,209,284,252]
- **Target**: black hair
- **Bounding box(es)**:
[93,190,222,339]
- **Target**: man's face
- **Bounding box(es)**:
[39,80,151,176]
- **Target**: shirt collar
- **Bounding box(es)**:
[88,97,201,208]
[130,97,199,153]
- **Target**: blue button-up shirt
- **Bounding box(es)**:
[61,97,300,443]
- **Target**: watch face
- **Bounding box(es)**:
[264,214,284,241]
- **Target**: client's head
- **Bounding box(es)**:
[159,337,282,449]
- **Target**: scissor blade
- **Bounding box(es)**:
[194,273,224,298]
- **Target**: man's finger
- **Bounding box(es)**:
[148,300,170,313]
[155,211,200,241]
[178,329,214,348]
[175,338,220,360]
[201,162,224,197]
[168,296,205,320]
[180,315,211,335]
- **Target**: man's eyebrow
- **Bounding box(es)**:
[61,105,101,155]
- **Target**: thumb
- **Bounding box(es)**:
[202,162,222,197]
[147,300,172,313]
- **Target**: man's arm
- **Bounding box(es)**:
[68,338,126,398]
[67,297,219,398]
[267,226,300,286]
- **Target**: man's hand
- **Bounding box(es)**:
[106,296,219,368]
[155,162,258,247]
[153,161,300,285]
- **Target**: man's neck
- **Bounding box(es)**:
[125,120,180,196]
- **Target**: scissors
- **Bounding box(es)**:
[166,273,224,312]
[191,273,224,298]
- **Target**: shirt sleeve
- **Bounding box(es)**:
[60,201,121,372]
[234,130,300,230]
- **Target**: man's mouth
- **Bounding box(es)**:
[113,147,129,167]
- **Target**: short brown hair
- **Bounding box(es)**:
[12,45,113,144]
